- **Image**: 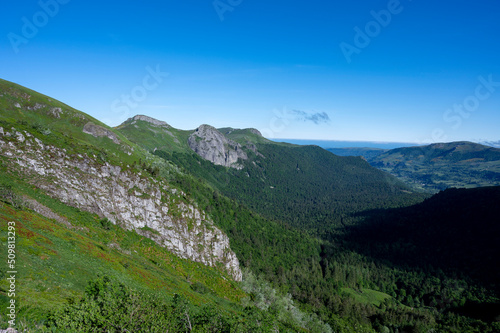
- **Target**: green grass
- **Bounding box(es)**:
[0,165,246,327]
[341,288,392,307]
[115,118,192,153]
[0,197,246,327]
[0,78,160,170]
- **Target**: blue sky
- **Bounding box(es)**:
[2,0,499,143]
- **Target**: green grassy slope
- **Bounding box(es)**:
[218,127,285,146]
[115,116,193,153]
[0,187,245,327]
[0,79,153,168]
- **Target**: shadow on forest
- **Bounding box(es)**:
[448,301,500,323]
[338,187,500,295]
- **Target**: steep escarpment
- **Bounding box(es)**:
[0,125,242,281]
[188,124,248,169]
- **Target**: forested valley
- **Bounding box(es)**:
[152,144,500,332]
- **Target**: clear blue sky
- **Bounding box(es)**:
[2,0,499,143]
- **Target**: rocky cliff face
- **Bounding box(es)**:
[0,126,242,281]
[188,125,248,169]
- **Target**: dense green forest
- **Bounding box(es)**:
[152,148,500,332]
[154,144,427,236]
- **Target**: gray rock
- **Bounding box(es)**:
[130,115,170,128]
[188,125,247,169]
[83,122,121,145]
[26,103,45,111]
[50,107,63,118]
[15,132,25,143]
[0,328,17,333]
[0,135,242,281]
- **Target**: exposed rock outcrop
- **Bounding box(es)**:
[127,115,171,128]
[188,125,247,169]
[83,122,121,144]
[0,127,242,281]
[122,115,178,143]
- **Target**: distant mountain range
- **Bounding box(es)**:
[328,141,500,192]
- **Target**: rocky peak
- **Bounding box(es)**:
[128,115,171,128]
[188,125,248,169]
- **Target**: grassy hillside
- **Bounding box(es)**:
[0,182,245,328]
[368,141,500,192]
[115,115,193,153]
[0,79,153,169]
